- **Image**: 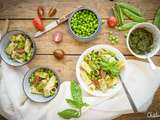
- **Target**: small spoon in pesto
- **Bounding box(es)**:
[146,56,156,70]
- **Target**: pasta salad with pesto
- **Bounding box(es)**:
[5,33,33,63]
[29,68,58,97]
[80,49,124,92]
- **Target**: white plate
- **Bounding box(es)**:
[76,44,127,97]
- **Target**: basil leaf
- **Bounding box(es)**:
[100,60,120,77]
[58,80,89,119]
[58,109,80,119]
[66,99,89,109]
[71,80,82,102]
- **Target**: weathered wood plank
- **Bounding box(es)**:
[28,55,160,82]
[0,0,159,19]
[1,20,159,55]
[0,20,140,55]
[28,55,78,81]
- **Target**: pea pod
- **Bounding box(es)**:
[122,8,146,22]
[153,8,160,29]
[115,4,124,25]
[118,22,138,31]
[117,2,143,17]
[112,7,121,26]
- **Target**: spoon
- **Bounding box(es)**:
[145,51,156,70]
[147,57,156,70]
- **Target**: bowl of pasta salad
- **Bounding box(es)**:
[23,66,60,102]
[76,45,126,97]
[0,30,36,66]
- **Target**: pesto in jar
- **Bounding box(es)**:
[129,28,153,55]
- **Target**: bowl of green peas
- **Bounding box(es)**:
[68,7,101,42]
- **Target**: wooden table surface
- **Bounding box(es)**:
[0,0,160,119]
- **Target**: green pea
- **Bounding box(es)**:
[71,9,98,37]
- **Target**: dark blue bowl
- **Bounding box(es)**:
[68,7,102,42]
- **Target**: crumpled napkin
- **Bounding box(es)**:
[0,60,160,120]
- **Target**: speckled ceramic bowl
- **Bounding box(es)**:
[23,66,60,103]
[0,30,36,67]
[68,7,102,42]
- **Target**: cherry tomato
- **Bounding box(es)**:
[37,6,45,18]
[52,31,63,43]
[32,17,44,31]
[53,49,64,60]
[107,16,117,28]
[33,75,41,84]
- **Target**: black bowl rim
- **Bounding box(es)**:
[0,30,36,67]
[22,66,61,103]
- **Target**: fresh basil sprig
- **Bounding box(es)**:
[66,99,88,109]
[70,80,82,102]
[58,109,80,119]
[58,80,89,119]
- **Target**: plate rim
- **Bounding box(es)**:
[76,44,127,97]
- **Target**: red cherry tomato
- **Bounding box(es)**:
[107,16,117,28]
[32,16,44,31]
[52,31,63,43]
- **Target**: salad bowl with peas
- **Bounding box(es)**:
[68,7,101,42]
[0,30,36,66]
[76,45,127,97]
[23,66,60,103]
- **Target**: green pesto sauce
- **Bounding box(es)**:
[129,28,153,55]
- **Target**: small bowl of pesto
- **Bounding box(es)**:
[0,30,36,67]
[126,22,160,69]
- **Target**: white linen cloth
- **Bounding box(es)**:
[0,60,160,120]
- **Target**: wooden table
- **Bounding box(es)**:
[0,0,160,119]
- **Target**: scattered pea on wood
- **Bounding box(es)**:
[107,31,119,45]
